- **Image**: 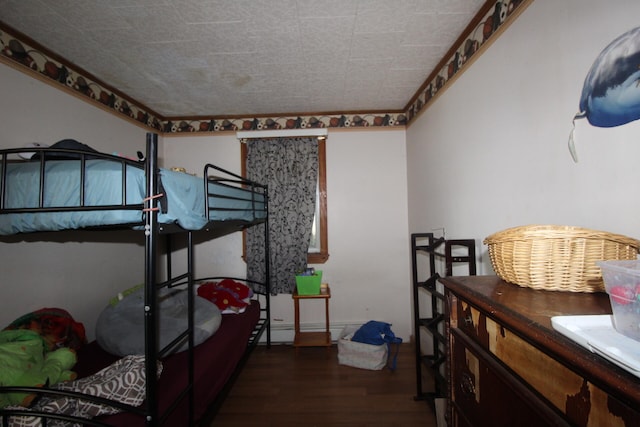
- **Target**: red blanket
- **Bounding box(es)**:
[74,300,261,426]
[4,308,86,351]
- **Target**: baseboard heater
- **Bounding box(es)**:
[259,321,364,344]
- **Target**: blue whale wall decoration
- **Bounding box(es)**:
[569,26,640,162]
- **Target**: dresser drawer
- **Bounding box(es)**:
[450,327,570,427]
[452,295,481,343]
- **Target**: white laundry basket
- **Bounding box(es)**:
[337,325,388,370]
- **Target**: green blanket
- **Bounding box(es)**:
[0,329,76,407]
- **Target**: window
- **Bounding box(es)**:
[241,138,328,264]
[309,138,328,263]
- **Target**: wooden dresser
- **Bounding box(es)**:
[440,275,640,427]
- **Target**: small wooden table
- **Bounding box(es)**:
[292,286,331,348]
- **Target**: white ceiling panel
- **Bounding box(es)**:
[0,0,488,117]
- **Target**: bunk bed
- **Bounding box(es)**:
[0,132,270,426]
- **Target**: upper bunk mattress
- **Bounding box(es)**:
[0,160,266,235]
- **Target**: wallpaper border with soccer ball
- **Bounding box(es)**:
[0,0,527,134]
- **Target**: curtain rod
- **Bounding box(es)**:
[236,129,328,140]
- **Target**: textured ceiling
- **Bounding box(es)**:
[0,0,486,118]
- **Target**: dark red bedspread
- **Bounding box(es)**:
[73,300,260,426]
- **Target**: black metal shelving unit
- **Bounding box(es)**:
[411,233,476,404]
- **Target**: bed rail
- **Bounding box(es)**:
[0,148,144,214]
[203,163,267,224]
[0,143,268,236]
[0,386,147,427]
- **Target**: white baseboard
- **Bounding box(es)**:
[259,321,363,344]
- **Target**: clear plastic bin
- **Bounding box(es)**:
[597,260,640,341]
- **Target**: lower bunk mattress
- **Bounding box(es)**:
[72,300,261,426]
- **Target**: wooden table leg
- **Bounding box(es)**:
[294,297,300,353]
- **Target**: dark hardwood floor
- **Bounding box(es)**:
[212,343,437,427]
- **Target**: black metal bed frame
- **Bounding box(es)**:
[0,132,271,426]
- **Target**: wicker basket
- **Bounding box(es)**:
[484,225,640,292]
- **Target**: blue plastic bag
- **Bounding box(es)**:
[351,321,402,370]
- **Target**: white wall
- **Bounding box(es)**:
[0,65,149,156]
[163,128,413,339]
[0,63,150,339]
[324,129,411,337]
[406,0,640,275]
[0,59,413,341]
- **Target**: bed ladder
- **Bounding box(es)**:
[143,133,197,426]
